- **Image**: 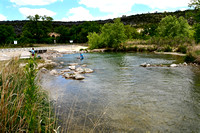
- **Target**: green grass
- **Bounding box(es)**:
[0,58,57,132]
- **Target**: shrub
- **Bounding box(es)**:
[164,45,172,52]
[177,45,187,53]
[184,52,196,62]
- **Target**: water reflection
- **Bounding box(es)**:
[41,53,200,132]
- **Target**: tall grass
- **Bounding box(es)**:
[0,57,56,132]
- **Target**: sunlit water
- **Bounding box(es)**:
[41,53,200,132]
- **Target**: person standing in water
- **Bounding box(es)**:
[80,52,84,60]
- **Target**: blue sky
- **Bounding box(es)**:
[0,0,192,21]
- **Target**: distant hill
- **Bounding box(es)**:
[0,9,195,35]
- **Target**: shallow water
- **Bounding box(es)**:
[41,52,200,132]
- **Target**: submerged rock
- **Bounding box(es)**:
[69,65,76,70]
[84,68,94,73]
[61,69,71,73]
[140,63,150,67]
[68,63,78,66]
[81,64,87,67]
[75,67,84,73]
[40,67,48,73]
[50,69,58,75]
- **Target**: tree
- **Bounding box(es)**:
[55,26,70,43]
[20,14,53,44]
[189,0,200,9]
[189,0,200,43]
[88,18,127,49]
[124,25,140,39]
[0,25,16,45]
[156,15,191,38]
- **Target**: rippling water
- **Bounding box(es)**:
[41,52,200,132]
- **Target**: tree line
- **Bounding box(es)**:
[0,0,200,48]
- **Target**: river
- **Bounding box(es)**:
[41,52,200,132]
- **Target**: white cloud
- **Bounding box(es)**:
[63,7,94,21]
[79,0,190,15]
[62,6,118,21]
[19,8,56,18]
[79,0,135,14]
[0,14,7,20]
[136,0,190,9]
[10,0,57,6]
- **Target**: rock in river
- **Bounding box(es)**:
[170,64,178,67]
[75,67,84,73]
[50,69,58,75]
[84,68,94,73]
[75,74,85,80]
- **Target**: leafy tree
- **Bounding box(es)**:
[156,15,191,38]
[20,14,53,44]
[0,25,16,45]
[78,22,100,43]
[88,18,127,49]
[142,24,158,37]
[55,26,70,43]
[124,25,140,39]
[189,0,200,43]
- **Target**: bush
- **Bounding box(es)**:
[177,45,187,53]
[164,45,172,52]
[184,52,196,62]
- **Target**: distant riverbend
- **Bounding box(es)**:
[41,52,200,132]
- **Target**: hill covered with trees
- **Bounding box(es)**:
[0,9,196,35]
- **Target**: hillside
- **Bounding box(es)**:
[0,9,195,35]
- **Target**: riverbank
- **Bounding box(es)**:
[0,45,88,61]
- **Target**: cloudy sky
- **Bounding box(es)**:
[0,0,192,21]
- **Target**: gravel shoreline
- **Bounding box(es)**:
[0,45,88,61]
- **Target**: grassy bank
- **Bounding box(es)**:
[119,40,200,64]
[0,58,57,132]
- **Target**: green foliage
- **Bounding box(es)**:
[0,25,16,45]
[55,21,100,43]
[0,58,56,132]
[88,32,104,49]
[124,25,140,39]
[141,24,158,39]
[185,52,196,62]
[163,45,173,52]
[55,26,70,43]
[88,18,127,50]
[20,14,53,44]
[194,23,200,43]
[176,45,187,53]
[156,15,191,38]
[189,0,200,9]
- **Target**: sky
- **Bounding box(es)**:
[0,0,192,21]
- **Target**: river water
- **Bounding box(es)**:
[41,52,200,132]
